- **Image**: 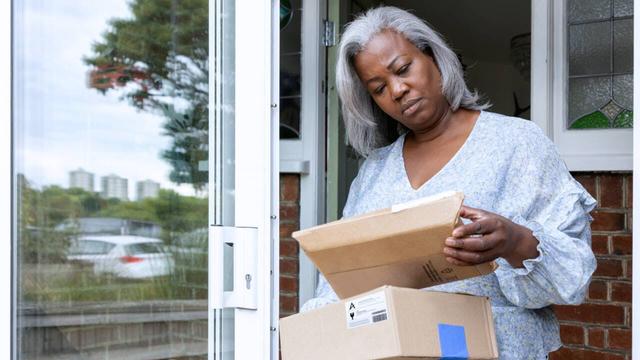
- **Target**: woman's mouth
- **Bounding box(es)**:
[402,98,422,116]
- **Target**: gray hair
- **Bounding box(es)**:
[337,6,489,157]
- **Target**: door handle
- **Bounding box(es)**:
[210,226,258,310]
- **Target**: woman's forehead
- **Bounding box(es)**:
[357,30,417,63]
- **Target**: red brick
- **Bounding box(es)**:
[280,175,300,202]
[280,223,299,238]
[608,328,631,350]
[611,281,632,303]
[627,259,632,279]
[280,204,300,221]
[559,324,584,345]
[280,294,298,313]
[599,175,623,208]
[591,235,609,255]
[594,258,624,278]
[592,211,626,232]
[624,174,632,208]
[574,173,597,199]
[280,258,299,275]
[588,280,608,301]
[280,276,299,293]
[280,239,299,257]
[588,327,605,348]
[550,347,624,360]
[554,303,625,324]
[612,235,632,255]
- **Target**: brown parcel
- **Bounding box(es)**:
[279,286,499,359]
[292,191,496,299]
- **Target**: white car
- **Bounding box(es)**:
[67,235,175,279]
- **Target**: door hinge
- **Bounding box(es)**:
[323,20,336,47]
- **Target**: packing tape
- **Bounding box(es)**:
[437,323,469,359]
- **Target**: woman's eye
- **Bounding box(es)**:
[374,85,385,94]
[397,63,410,74]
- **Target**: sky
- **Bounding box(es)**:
[14,0,203,198]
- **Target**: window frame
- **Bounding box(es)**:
[531,0,633,171]
[2,1,12,358]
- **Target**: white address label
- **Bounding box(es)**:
[345,291,389,329]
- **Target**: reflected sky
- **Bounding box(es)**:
[15,0,201,197]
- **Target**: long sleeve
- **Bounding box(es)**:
[494,124,597,309]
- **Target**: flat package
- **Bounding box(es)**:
[292,191,496,299]
[280,286,499,360]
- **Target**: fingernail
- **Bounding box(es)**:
[443,247,453,255]
[445,238,455,246]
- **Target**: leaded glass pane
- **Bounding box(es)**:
[569,22,612,76]
[613,19,633,73]
[614,0,633,17]
[613,74,633,109]
[279,0,301,139]
[568,76,611,127]
[569,0,611,22]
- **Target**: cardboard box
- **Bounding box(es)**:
[293,191,496,299]
[280,286,499,359]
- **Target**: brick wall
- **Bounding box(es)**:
[551,172,632,360]
[279,174,301,317]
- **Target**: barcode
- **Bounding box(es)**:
[372,312,387,323]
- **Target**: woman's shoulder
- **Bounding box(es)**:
[479,111,553,149]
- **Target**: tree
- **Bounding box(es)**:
[84,0,209,190]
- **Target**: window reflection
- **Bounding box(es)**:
[15,0,210,358]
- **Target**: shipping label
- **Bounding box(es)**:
[345,291,389,329]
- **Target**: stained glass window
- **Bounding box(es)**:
[567,0,633,129]
[280,0,302,139]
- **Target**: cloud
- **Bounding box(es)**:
[16,0,204,198]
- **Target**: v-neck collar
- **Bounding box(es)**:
[397,110,484,192]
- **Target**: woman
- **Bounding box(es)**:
[301,6,596,360]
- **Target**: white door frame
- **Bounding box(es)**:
[279,0,328,308]
[209,1,279,359]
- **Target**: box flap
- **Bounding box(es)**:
[293,192,464,273]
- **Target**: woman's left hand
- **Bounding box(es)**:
[443,205,540,268]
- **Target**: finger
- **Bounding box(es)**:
[443,246,499,264]
[445,235,498,251]
[452,218,494,237]
[445,256,474,266]
[458,205,485,221]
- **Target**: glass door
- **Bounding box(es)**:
[11,0,276,359]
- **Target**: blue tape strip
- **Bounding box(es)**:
[438,323,469,359]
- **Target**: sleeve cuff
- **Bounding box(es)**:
[496,214,546,276]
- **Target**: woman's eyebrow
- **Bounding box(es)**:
[364,55,407,85]
[386,55,405,70]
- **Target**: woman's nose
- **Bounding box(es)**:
[390,79,409,102]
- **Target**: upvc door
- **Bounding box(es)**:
[10,0,277,359]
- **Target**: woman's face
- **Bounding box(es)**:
[353,30,449,131]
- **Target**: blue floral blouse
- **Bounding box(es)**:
[300,111,597,360]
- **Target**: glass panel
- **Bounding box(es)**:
[614,0,633,17]
[613,74,633,109]
[13,0,219,358]
[280,0,302,139]
[569,22,612,76]
[568,0,611,22]
[613,19,633,73]
[568,76,612,126]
